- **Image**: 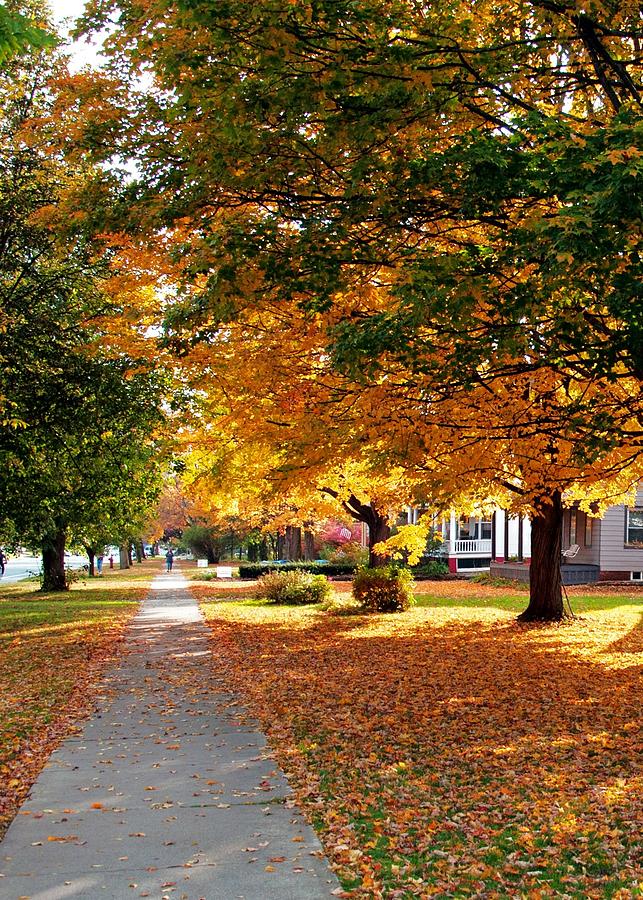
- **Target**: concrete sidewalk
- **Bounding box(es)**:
[0,570,340,899]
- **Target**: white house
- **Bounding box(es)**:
[428,486,643,583]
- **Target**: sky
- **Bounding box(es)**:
[50,0,105,71]
[50,0,86,23]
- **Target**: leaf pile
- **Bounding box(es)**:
[0,574,144,837]
[198,591,642,898]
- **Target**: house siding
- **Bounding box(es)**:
[597,487,643,575]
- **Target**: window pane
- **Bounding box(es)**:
[627,509,643,545]
[569,510,577,544]
[585,516,592,547]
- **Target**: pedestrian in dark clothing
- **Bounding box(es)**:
[165,549,174,572]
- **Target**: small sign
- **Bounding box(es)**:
[197,558,209,568]
[216,566,233,579]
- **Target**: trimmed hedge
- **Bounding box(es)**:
[239,561,356,579]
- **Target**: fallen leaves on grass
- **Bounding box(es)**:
[197,590,642,899]
[0,569,154,837]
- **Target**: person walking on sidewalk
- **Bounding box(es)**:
[165,548,174,572]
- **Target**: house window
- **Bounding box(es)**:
[631,571,643,582]
[458,516,477,539]
[569,509,577,545]
[481,519,492,540]
[584,515,592,547]
[626,509,643,547]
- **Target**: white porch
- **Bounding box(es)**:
[453,539,493,554]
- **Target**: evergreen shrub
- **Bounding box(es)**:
[255,570,332,605]
[412,559,450,578]
[352,566,415,612]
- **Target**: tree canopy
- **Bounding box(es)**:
[58,0,643,615]
[0,36,169,589]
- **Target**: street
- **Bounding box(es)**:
[1,554,88,583]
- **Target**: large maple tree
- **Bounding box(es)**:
[75,0,643,618]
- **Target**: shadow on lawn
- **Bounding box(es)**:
[206,608,642,895]
[606,610,643,654]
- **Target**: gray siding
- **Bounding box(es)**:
[598,487,643,573]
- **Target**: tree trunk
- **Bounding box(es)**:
[367,511,391,568]
[84,544,95,577]
[119,546,130,569]
[285,525,303,560]
[127,545,133,566]
[518,490,566,622]
[41,530,68,592]
[260,537,269,560]
[205,542,218,564]
[303,529,316,561]
[320,487,390,568]
[276,531,285,559]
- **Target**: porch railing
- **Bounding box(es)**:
[453,539,492,554]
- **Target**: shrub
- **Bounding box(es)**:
[352,566,415,613]
[255,570,332,605]
[412,559,450,578]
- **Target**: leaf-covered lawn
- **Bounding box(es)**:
[198,584,642,898]
[0,563,155,837]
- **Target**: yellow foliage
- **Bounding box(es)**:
[373,523,434,566]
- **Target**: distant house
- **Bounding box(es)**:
[429,486,643,583]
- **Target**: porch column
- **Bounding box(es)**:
[448,511,457,573]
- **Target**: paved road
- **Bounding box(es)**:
[0,555,88,583]
[0,569,340,899]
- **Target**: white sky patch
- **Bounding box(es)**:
[50,0,108,73]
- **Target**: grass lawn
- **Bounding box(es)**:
[0,559,160,837]
[197,578,642,899]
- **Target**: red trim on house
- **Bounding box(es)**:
[599,570,631,581]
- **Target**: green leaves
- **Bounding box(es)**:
[0,5,56,67]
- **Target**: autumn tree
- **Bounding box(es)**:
[74,0,643,618]
[0,30,168,590]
